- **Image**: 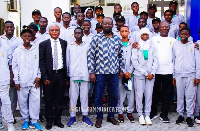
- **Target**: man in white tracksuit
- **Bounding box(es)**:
[132,28,158,125]
[12,28,42,130]
[117,26,134,123]
[0,39,15,130]
[66,27,93,127]
[173,28,200,127]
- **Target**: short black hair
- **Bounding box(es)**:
[179,22,187,27]
[54,7,62,11]
[77,12,84,15]
[62,12,71,17]
[164,9,173,16]
[28,23,38,32]
[140,11,148,17]
[40,17,48,22]
[21,26,33,36]
[180,27,190,35]
[114,4,122,9]
[119,25,129,31]
[131,2,139,7]
[169,0,178,6]
[82,20,91,25]
[74,27,83,34]
[4,21,14,26]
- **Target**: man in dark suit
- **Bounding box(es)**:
[39,24,67,130]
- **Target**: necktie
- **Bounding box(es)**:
[53,40,58,70]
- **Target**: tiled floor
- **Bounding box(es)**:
[1,113,200,131]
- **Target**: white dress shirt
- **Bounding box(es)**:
[50,38,63,70]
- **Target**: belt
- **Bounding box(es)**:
[53,68,64,73]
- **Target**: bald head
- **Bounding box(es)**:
[102,17,113,34]
[49,24,60,40]
[160,21,170,37]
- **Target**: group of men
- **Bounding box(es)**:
[0,0,200,131]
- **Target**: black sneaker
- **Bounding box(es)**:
[127,113,135,123]
[39,115,45,122]
[118,114,124,123]
[160,115,170,123]
[175,115,184,125]
[186,117,194,127]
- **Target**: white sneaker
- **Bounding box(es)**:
[7,124,15,131]
[195,117,200,124]
[145,116,152,125]
[139,115,146,125]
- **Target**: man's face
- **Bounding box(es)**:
[180,30,190,41]
[141,33,149,41]
[179,24,186,31]
[152,21,160,29]
[54,8,62,19]
[120,27,130,38]
[164,12,173,22]
[74,29,83,40]
[73,5,81,14]
[138,19,146,29]
[32,13,41,21]
[97,16,104,23]
[148,8,156,15]
[131,3,139,13]
[77,13,85,22]
[140,14,148,20]
[102,18,113,33]
[96,27,103,33]
[95,9,103,15]
[86,9,93,19]
[116,20,125,30]
[114,5,122,12]
[21,32,32,43]
[169,4,177,12]
[82,21,91,32]
[39,18,48,29]
[49,25,60,39]
[62,14,71,24]
[160,22,170,37]
[4,23,14,35]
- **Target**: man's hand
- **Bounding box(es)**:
[193,78,199,86]
[132,42,139,49]
[124,72,131,79]
[194,42,199,50]
[34,78,40,89]
[15,84,20,91]
[90,73,96,83]
[147,74,154,81]
[44,80,51,85]
[119,71,124,79]
[173,78,176,87]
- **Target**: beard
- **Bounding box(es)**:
[103,29,112,34]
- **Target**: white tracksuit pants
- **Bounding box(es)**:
[0,85,13,124]
[17,86,40,123]
[69,81,89,117]
[195,84,200,117]
[176,76,197,117]
[118,78,134,114]
[134,77,154,116]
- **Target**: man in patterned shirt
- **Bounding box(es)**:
[87,17,124,128]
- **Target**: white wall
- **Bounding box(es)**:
[0,0,20,37]
[21,0,70,28]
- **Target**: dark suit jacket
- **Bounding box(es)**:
[39,38,67,82]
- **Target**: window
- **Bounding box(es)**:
[8,0,18,12]
[0,18,4,35]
